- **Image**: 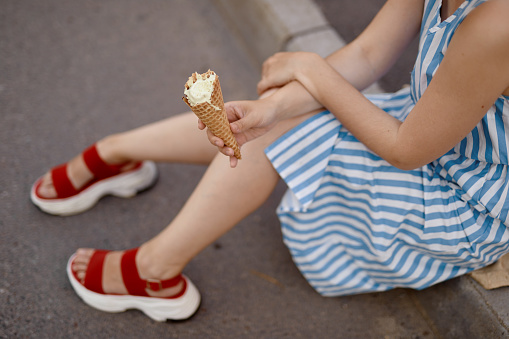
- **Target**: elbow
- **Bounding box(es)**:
[385,148,427,171]
[380,130,430,170]
[388,159,421,171]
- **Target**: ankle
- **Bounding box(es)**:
[96,135,130,165]
[136,244,183,281]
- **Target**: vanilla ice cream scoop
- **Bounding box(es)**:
[184,73,220,110]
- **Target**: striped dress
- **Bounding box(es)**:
[265,0,509,296]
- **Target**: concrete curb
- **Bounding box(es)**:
[214,0,344,62]
[214,0,382,93]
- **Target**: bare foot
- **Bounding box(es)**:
[71,246,184,298]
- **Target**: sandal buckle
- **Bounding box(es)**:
[146,278,163,291]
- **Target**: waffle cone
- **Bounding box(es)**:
[183,71,241,159]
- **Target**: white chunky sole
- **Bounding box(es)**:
[66,254,201,322]
[31,161,158,216]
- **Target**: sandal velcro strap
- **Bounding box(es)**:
[145,275,183,292]
[120,248,184,296]
[82,145,126,179]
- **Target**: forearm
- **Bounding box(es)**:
[295,57,407,168]
[324,43,379,92]
[258,81,321,123]
[261,43,385,123]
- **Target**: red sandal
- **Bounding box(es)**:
[30,144,158,216]
[66,248,201,321]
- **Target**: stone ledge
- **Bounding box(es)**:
[214,0,382,93]
[214,0,343,61]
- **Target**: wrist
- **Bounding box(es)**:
[260,95,282,125]
[262,79,324,122]
[294,52,321,83]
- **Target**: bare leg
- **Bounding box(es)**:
[72,110,318,297]
[38,112,216,198]
[98,112,218,165]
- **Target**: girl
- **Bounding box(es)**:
[31,0,509,321]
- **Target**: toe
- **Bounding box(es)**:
[72,248,95,282]
[75,248,95,257]
[37,173,57,198]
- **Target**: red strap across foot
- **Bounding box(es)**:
[82,145,125,179]
[83,250,109,294]
[120,248,184,296]
[51,164,78,198]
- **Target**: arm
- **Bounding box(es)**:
[291,0,509,170]
[229,0,423,136]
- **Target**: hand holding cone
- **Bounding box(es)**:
[183,70,241,159]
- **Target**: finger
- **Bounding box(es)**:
[207,129,224,147]
[231,111,256,134]
[198,119,206,130]
[230,120,243,135]
[258,76,286,96]
[257,80,273,96]
[224,102,245,122]
[218,146,229,157]
[257,81,266,96]
[258,87,279,99]
[233,132,248,147]
[261,56,271,74]
[228,104,251,134]
[217,145,235,158]
[222,147,235,157]
[229,156,238,168]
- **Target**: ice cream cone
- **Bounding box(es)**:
[183,70,241,159]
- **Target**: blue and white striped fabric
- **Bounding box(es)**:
[265,0,509,296]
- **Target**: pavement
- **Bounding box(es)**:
[1,0,508,338]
